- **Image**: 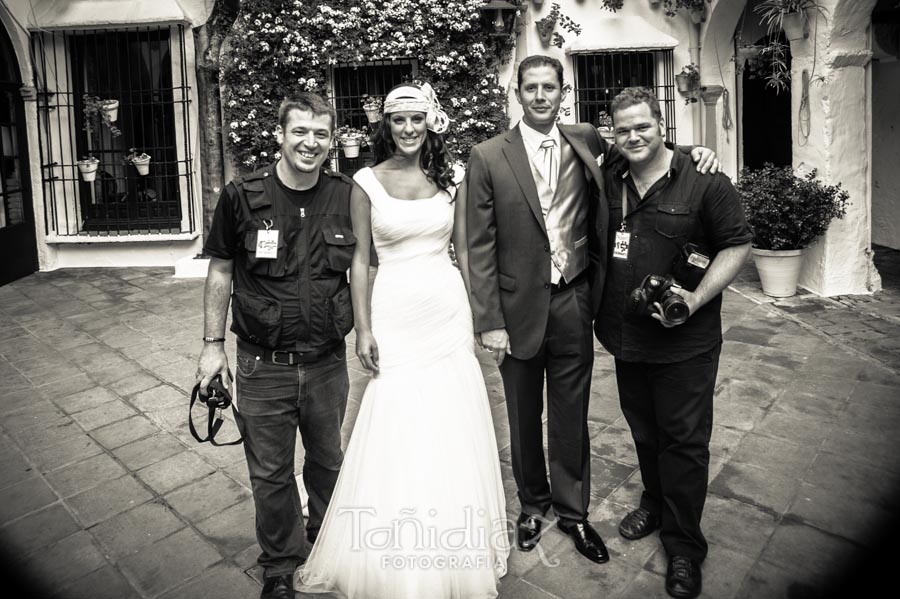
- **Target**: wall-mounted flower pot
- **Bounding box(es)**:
[341,140,361,158]
[751,248,805,297]
[77,159,99,182]
[675,73,696,93]
[536,17,555,44]
[131,155,151,175]
[598,126,616,145]
[689,6,706,25]
[101,99,119,122]
[363,107,381,124]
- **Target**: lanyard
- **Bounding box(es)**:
[619,181,628,232]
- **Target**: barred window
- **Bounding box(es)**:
[328,60,417,176]
[572,50,677,141]
[32,25,195,237]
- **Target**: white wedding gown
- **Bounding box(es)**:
[298,167,509,599]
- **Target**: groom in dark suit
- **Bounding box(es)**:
[465,55,611,563]
[466,55,717,565]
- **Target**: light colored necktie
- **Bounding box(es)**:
[539,138,558,192]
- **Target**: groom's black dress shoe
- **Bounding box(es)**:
[260,574,293,599]
[618,507,661,540]
[557,520,610,564]
[515,513,544,551]
[666,556,702,599]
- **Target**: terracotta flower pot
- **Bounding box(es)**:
[689,6,706,25]
[101,99,119,122]
[598,126,616,145]
[77,159,99,182]
[364,107,381,124]
[131,155,151,176]
[341,139,361,158]
[675,73,694,93]
[751,248,805,298]
[781,11,807,41]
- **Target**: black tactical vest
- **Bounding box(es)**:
[228,164,356,353]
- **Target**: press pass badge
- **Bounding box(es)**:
[256,220,278,259]
[687,250,710,270]
[614,184,631,260]
[613,229,631,260]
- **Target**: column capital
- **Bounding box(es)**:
[699,85,724,105]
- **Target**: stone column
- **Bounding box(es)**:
[700,85,724,154]
[790,0,880,295]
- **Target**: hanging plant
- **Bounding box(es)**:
[755,0,826,39]
[660,0,711,18]
[126,148,152,176]
[76,156,100,182]
[534,3,581,48]
[82,94,122,137]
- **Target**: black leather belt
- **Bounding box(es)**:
[550,271,587,295]
[237,339,340,365]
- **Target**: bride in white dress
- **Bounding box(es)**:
[298,83,509,598]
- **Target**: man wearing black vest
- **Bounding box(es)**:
[195,93,355,599]
[597,87,751,599]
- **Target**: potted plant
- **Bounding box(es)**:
[675,63,700,93]
[100,99,119,122]
[362,95,382,124]
[596,110,615,144]
[755,0,824,41]
[737,163,849,297]
[535,4,558,44]
[126,148,152,176]
[335,126,368,158]
[82,94,122,137]
[76,156,100,182]
[661,0,709,21]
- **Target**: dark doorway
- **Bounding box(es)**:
[0,24,38,286]
[740,33,793,169]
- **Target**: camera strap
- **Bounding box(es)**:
[189,375,242,447]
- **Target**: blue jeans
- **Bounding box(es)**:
[234,340,349,578]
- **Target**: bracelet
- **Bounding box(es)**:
[203,337,226,343]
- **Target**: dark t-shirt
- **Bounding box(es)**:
[204,172,323,259]
[596,146,752,363]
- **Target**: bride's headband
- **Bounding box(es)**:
[382,82,450,134]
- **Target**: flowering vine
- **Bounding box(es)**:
[221,0,520,169]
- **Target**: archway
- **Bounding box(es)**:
[739,29,792,169]
[0,20,38,285]
[871,0,900,251]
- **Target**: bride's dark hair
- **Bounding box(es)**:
[370,86,455,190]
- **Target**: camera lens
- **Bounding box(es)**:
[662,294,689,324]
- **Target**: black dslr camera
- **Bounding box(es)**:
[189,373,242,446]
[627,243,709,325]
[628,274,690,324]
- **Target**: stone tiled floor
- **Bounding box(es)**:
[1,250,899,598]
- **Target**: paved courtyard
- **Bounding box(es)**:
[1,247,899,598]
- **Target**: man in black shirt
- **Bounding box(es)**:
[196,93,355,599]
[595,88,751,599]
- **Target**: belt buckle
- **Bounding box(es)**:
[271,350,294,366]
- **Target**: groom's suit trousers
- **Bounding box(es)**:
[499,277,593,524]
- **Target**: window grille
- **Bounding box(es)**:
[572,50,677,142]
[328,60,416,177]
[31,25,195,237]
